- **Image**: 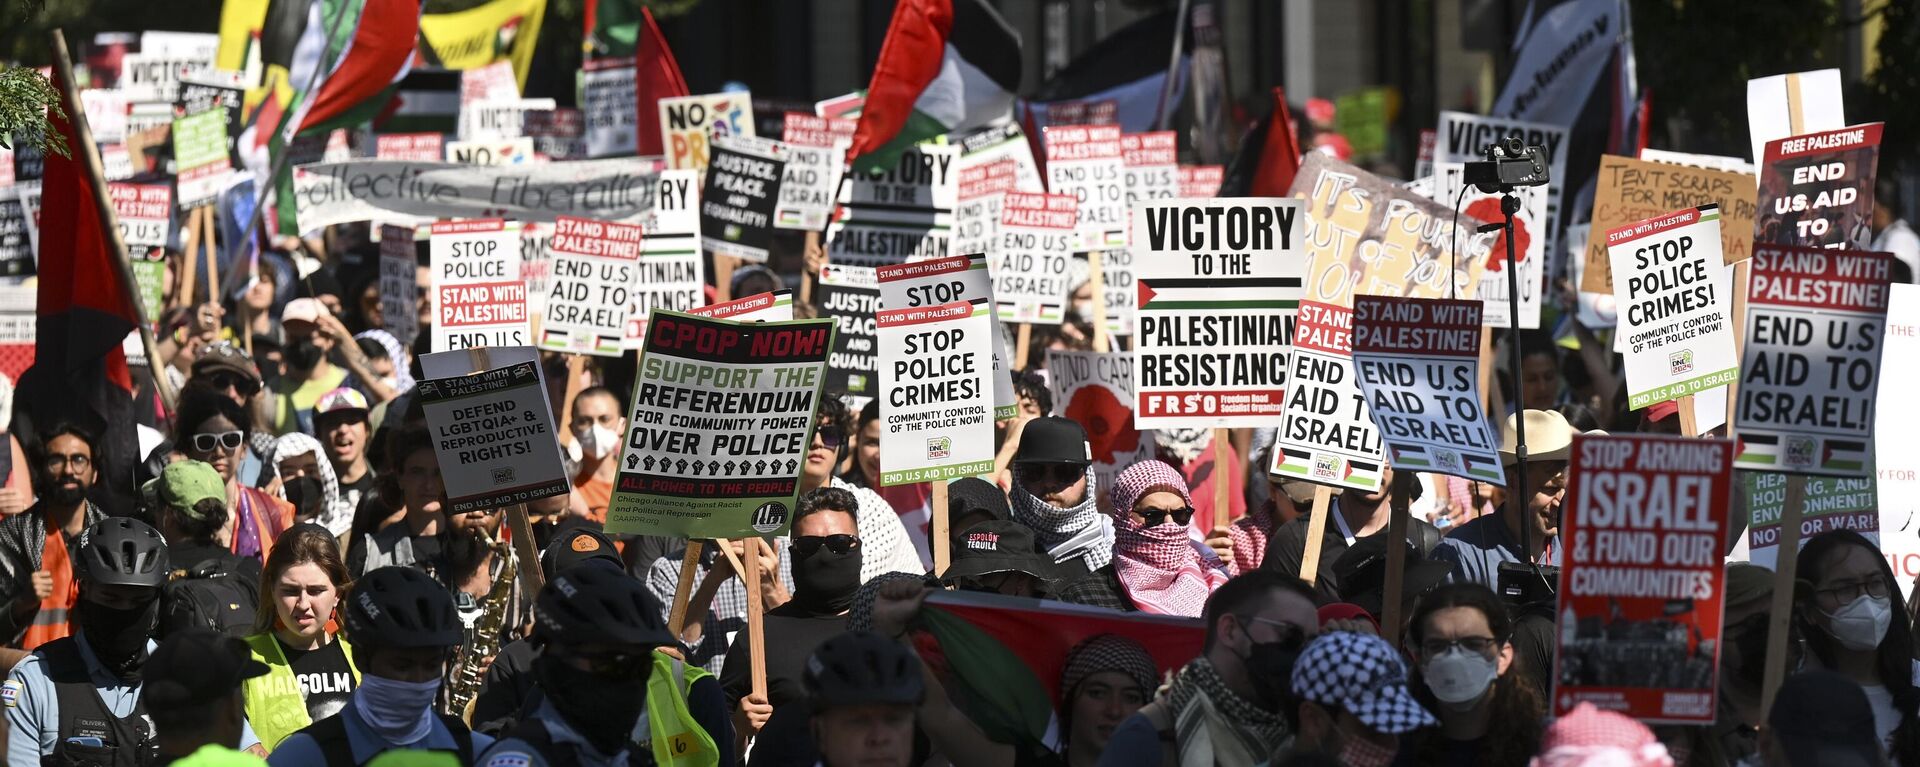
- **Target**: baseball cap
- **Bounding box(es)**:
[315,387,370,418]
[190,343,261,385]
[282,297,329,325]
[1290,631,1436,735]
[1012,416,1092,467]
[1725,562,1772,610]
[542,526,622,580]
[1770,671,1884,767]
[142,629,270,708]
[941,520,1059,583]
[152,460,227,521]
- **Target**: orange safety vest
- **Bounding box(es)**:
[22,528,76,650]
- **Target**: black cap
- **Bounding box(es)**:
[142,629,270,708]
[533,560,674,648]
[1332,533,1451,620]
[1011,416,1092,467]
[542,526,622,581]
[940,520,1059,583]
[948,477,1011,529]
[1770,670,1885,767]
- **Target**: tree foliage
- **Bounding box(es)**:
[1631,0,1839,159]
[0,64,69,158]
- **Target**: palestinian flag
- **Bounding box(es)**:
[1220,87,1302,198]
[1019,9,1189,135]
[847,0,1022,175]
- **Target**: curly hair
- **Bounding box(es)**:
[1405,582,1545,767]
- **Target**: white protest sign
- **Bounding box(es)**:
[689,290,795,323]
[583,58,638,158]
[953,123,1045,260]
[120,54,208,103]
[1606,205,1740,409]
[1350,296,1503,484]
[1272,301,1385,493]
[446,137,535,165]
[376,134,445,161]
[417,346,570,511]
[827,144,959,268]
[1434,111,1561,329]
[461,61,520,107]
[1178,166,1224,198]
[108,182,171,249]
[15,184,39,261]
[1098,248,1137,338]
[1045,125,1127,251]
[775,113,854,231]
[876,298,997,484]
[1746,69,1845,165]
[291,158,663,232]
[1121,131,1178,204]
[622,169,703,347]
[1878,284,1920,595]
[459,98,556,141]
[82,90,127,145]
[992,192,1076,324]
[877,255,1018,420]
[539,215,644,356]
[379,224,420,346]
[658,92,756,171]
[1046,349,1157,513]
[431,219,530,351]
[1640,148,1757,176]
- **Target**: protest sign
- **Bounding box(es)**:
[1605,206,1740,409]
[172,109,231,208]
[431,219,530,351]
[820,264,880,407]
[82,89,126,145]
[1132,198,1305,429]
[420,0,546,88]
[1272,301,1384,492]
[582,58,638,158]
[952,123,1044,260]
[526,109,588,161]
[609,313,834,538]
[700,135,786,263]
[1747,69,1846,167]
[993,193,1077,324]
[1350,296,1502,483]
[876,298,996,484]
[1578,156,1758,294]
[1047,350,1157,511]
[131,253,164,322]
[461,61,520,106]
[14,184,38,262]
[108,182,171,249]
[1552,433,1734,723]
[176,74,244,162]
[1434,111,1564,329]
[379,224,419,345]
[621,170,704,347]
[1877,284,1920,595]
[1121,132,1178,204]
[1290,153,1486,309]
[459,98,555,141]
[1745,472,1878,569]
[1732,245,1891,476]
[1178,165,1223,198]
[539,215,644,356]
[877,255,1018,420]
[120,54,207,103]
[1045,125,1127,251]
[290,158,663,232]
[376,134,445,161]
[658,92,756,171]
[775,113,855,231]
[827,145,958,268]
[446,138,535,165]
[690,290,794,323]
[1756,124,1883,249]
[1098,249,1136,338]
[1640,148,1756,176]
[0,193,33,277]
[1415,129,1436,180]
[417,346,570,512]
[518,221,553,322]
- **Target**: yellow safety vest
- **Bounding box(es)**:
[241,633,360,752]
[647,651,718,767]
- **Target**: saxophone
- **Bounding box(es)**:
[448,528,517,722]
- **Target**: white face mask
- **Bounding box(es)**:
[1423,648,1499,706]
[1823,594,1893,652]
[576,423,622,460]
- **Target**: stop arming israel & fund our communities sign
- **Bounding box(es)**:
[610,313,835,539]
[1132,198,1305,429]
[416,347,571,512]
[1606,205,1738,410]
[1272,301,1384,492]
[877,255,1017,420]
[1733,245,1892,476]
[876,298,996,485]
[1350,296,1502,483]
[539,215,644,356]
[1552,433,1734,724]
[432,219,529,351]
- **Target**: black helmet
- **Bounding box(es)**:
[77,518,169,588]
[803,631,925,712]
[533,561,673,648]
[343,566,462,648]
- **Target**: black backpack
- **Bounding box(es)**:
[159,559,260,638]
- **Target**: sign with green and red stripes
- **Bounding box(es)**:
[1351,296,1503,484]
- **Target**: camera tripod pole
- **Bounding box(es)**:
[1482,191,1533,572]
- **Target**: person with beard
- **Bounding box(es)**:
[477,561,733,767]
[437,503,534,708]
[1433,410,1582,588]
[243,525,359,751]
[1263,466,1441,601]
[0,423,109,649]
[1281,631,1436,767]
[1400,583,1545,767]
[5,518,268,764]
[267,567,491,766]
[1009,416,1131,611]
[720,488,865,756]
[1097,570,1319,767]
[314,388,378,539]
[175,387,295,566]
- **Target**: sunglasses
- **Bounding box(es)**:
[192,430,245,453]
[812,426,845,449]
[1029,464,1084,483]
[1136,506,1195,527]
[203,371,260,397]
[793,534,860,557]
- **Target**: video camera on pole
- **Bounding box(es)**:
[1463,136,1550,194]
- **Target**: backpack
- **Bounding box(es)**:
[159,559,260,638]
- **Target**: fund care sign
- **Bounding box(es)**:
[877,298,996,485]
[1734,245,1893,476]
[1350,296,1503,484]
[1607,205,1739,410]
[1133,199,1305,429]
[610,313,835,539]
[432,219,529,351]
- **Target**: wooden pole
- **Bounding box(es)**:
[463,347,543,591]
[801,231,820,306]
[1761,475,1808,715]
[743,535,768,703]
[1677,394,1699,438]
[931,479,950,575]
[1212,428,1233,523]
[1087,250,1112,353]
[714,254,738,303]
[1299,486,1334,586]
[1478,325,1495,412]
[1380,471,1415,636]
[1015,323,1032,371]
[1726,261,1751,430]
[556,354,586,450]
[201,207,218,308]
[666,540,704,637]
[177,210,202,309]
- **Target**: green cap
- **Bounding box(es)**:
[158,460,227,520]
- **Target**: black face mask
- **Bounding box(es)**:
[78,597,159,682]
[1240,638,1301,713]
[534,653,650,754]
[287,338,326,371]
[791,546,862,617]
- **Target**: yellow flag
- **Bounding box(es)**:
[217,0,272,73]
[418,0,547,90]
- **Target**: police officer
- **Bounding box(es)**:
[479,561,733,767]
[802,632,925,767]
[267,567,492,766]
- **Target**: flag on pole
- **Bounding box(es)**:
[846,0,1023,174]
[1220,87,1302,198]
[634,8,689,158]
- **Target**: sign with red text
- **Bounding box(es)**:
[623,170,704,348]
[689,290,794,323]
[994,193,1077,324]
[1757,124,1882,250]
[658,92,756,171]
[1272,301,1384,492]
[1876,284,1920,595]
[1606,205,1739,409]
[876,298,997,485]
[379,225,419,346]
[417,346,570,512]
[1350,296,1502,483]
[431,219,529,350]
[776,113,854,230]
[952,123,1044,261]
[1178,165,1223,198]
[1045,125,1127,251]
[1433,111,1561,329]
[108,182,171,249]
[539,216,645,356]
[1121,132,1178,205]
[878,254,1017,421]
[1745,471,1879,570]
[376,134,445,161]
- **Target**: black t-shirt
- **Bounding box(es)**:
[338,471,377,518]
[719,603,848,711]
[278,637,357,722]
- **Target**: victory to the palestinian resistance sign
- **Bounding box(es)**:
[539,215,644,356]
[1553,433,1734,724]
[1350,296,1502,484]
[609,313,835,539]
[876,298,996,485]
[1606,205,1739,410]
[1734,245,1893,476]
[1272,301,1384,492]
[1132,198,1305,429]
[431,219,529,351]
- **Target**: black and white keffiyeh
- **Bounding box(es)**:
[1009,465,1112,570]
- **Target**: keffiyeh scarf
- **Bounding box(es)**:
[354,329,415,393]
[1161,657,1290,767]
[269,433,352,537]
[1109,461,1225,617]
[1009,465,1111,570]
[1227,505,1274,576]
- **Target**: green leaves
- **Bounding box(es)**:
[0,64,69,159]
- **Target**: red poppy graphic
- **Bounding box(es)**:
[1465,197,1532,272]
[1065,385,1142,465]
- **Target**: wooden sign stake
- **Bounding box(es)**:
[1299,486,1334,586]
[1760,475,1808,715]
[931,479,951,575]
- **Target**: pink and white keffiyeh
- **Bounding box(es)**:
[1109,461,1228,616]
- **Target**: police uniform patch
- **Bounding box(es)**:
[3,680,21,707]
[481,752,533,767]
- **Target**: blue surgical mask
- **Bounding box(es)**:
[353,675,442,745]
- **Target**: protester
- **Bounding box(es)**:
[269,298,354,435]
[175,387,295,565]
[648,533,789,675]
[1057,634,1158,767]
[347,424,444,576]
[146,629,273,766]
[0,423,109,648]
[843,399,933,568]
[439,501,534,671]
[1714,563,1783,764]
[1152,428,1244,531]
[803,397,924,579]
[1108,460,1227,616]
[1009,416,1130,610]
[1765,670,1889,767]
[1264,466,1441,599]
[566,385,624,525]
[1435,410,1580,587]
[1282,630,1436,766]
[0,373,35,515]
[243,524,359,751]
[1327,534,1452,628]
[150,459,262,637]
[469,526,625,735]
[313,387,377,535]
[351,329,414,401]
[940,519,1059,597]
[267,566,491,766]
[1207,464,1313,576]
[188,343,273,486]
[946,475,1013,551]
[1529,703,1674,767]
[1402,582,1545,766]
[1872,177,1920,282]
[801,631,925,767]
[1792,529,1920,763]
[269,432,351,537]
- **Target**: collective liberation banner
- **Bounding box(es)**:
[539,215,644,356]
[1272,301,1385,492]
[431,219,529,351]
[877,255,1017,420]
[290,158,664,233]
[1350,296,1502,483]
[1552,433,1734,724]
[1605,205,1739,410]
[875,298,996,485]
[417,347,571,512]
[610,313,835,538]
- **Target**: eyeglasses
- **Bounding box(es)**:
[191,431,245,453]
[793,534,861,557]
[1420,636,1502,659]
[44,453,91,471]
[1240,615,1309,652]
[812,426,845,449]
[1135,506,1195,527]
[1816,576,1890,606]
[203,371,260,397]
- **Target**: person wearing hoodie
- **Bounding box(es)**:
[1008,416,1131,611]
[1109,461,1228,617]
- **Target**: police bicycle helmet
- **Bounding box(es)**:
[533,560,674,648]
[803,631,926,712]
[77,517,169,588]
[344,566,463,648]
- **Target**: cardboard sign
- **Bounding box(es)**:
[1044,125,1127,251]
[993,193,1077,324]
[689,290,795,323]
[621,170,703,347]
[699,135,786,263]
[658,92,756,171]
[431,219,530,351]
[1606,206,1739,409]
[379,224,419,346]
[1640,148,1755,176]
[1178,165,1224,198]
[1132,198,1306,429]
[1876,284,1920,594]
[1350,296,1502,483]
[583,58,638,158]
[459,98,555,141]
[775,113,855,231]
[1756,124,1883,249]
[0,193,34,278]
[1552,433,1734,724]
[1290,153,1485,309]
[1434,111,1564,329]
[82,89,127,145]
[609,313,834,538]
[108,182,171,249]
[172,109,231,208]
[1121,132,1178,204]
[1733,245,1891,475]
[417,347,570,512]
[820,264,880,407]
[446,138,535,165]
[1272,301,1383,492]
[827,145,959,268]
[877,255,1018,420]
[539,216,645,356]
[876,298,996,484]
[1578,156,1758,294]
[952,124,1045,259]
[291,158,663,232]
[376,134,445,162]
[1047,349,1157,513]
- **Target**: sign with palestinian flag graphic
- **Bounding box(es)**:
[1272,301,1384,492]
[1350,296,1503,484]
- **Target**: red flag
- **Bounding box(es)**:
[1251,87,1302,197]
[635,7,689,157]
